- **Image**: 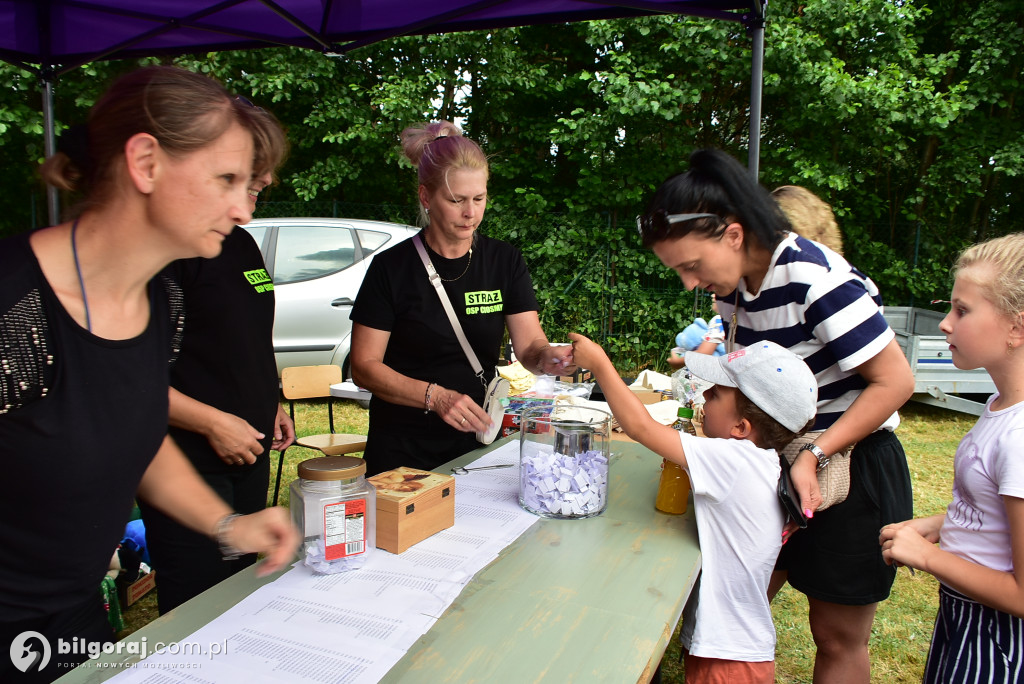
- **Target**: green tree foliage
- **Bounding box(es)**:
[912,0,1023,242]
[0,65,53,230]
[757,0,1023,302]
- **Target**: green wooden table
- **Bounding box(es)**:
[57,437,700,683]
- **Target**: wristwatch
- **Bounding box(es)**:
[799,443,830,472]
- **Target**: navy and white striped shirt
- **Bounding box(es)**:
[717,233,898,431]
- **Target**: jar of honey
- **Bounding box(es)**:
[655,406,696,514]
[655,459,690,514]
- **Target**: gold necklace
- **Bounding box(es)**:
[439,247,472,282]
[424,235,474,282]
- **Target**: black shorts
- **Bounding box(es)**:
[776,429,913,605]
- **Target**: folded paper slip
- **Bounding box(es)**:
[630,369,673,392]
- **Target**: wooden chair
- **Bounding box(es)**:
[274,364,367,505]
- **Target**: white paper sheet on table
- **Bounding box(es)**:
[645,398,683,425]
[107,618,407,684]
[109,441,539,684]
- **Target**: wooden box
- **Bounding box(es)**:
[368,467,455,554]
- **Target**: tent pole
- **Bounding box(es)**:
[746,5,765,179]
[42,68,60,226]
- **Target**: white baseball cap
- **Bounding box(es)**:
[683,340,818,433]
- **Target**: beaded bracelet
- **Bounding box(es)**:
[424,382,436,414]
[215,513,243,561]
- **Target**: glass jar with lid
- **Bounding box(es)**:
[518,405,611,519]
[289,455,376,573]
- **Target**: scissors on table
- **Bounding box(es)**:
[450,463,515,475]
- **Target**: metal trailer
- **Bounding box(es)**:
[883,306,995,416]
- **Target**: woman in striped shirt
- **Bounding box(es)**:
[637,148,915,684]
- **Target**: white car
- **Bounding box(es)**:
[242,217,418,379]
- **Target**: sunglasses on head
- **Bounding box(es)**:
[635,209,722,241]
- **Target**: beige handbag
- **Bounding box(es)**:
[780,431,854,511]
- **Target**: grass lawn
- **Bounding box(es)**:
[120,398,969,682]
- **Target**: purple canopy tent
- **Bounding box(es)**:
[0,0,767,224]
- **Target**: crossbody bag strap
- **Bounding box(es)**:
[412,234,486,387]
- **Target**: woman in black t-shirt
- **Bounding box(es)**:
[0,66,298,683]
[350,121,574,474]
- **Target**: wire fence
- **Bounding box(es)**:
[252,201,952,372]
[0,193,964,370]
[255,201,707,371]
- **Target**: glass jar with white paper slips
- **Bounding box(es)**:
[518,405,611,519]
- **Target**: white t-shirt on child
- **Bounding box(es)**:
[940,394,1024,573]
[678,431,785,662]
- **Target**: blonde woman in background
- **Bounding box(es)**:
[772,185,845,255]
[139,102,296,616]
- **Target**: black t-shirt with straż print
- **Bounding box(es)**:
[351,233,538,437]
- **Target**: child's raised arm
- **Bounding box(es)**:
[568,333,686,467]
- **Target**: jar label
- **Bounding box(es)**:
[323,498,367,560]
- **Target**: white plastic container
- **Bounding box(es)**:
[289,455,376,573]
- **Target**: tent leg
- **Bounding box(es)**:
[42,70,60,226]
[746,5,766,179]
